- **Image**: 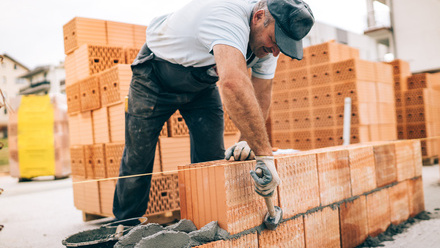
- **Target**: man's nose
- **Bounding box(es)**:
[272,46,280,57]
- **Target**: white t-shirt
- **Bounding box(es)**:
[146,0,278,79]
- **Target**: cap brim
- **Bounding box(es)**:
[275,23,303,60]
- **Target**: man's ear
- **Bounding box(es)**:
[252,9,266,24]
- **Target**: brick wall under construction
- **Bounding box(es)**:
[269,40,397,150]
[63,17,240,219]
[179,140,424,247]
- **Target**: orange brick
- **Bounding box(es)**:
[66,82,81,114]
[79,111,94,145]
[316,148,352,205]
[108,102,125,142]
[387,59,411,78]
[408,177,425,217]
[304,207,340,248]
[105,142,124,178]
[168,110,190,137]
[346,145,377,196]
[366,189,391,237]
[228,232,258,247]
[72,176,86,211]
[84,145,94,179]
[411,140,423,177]
[394,140,415,181]
[333,59,376,82]
[92,144,107,179]
[106,21,135,47]
[63,17,107,55]
[388,181,410,225]
[276,153,320,218]
[271,131,294,149]
[372,142,397,187]
[272,71,289,92]
[68,114,81,146]
[145,173,180,216]
[375,62,394,84]
[272,110,292,131]
[99,179,116,216]
[258,216,305,247]
[339,195,369,248]
[74,44,125,81]
[180,160,278,234]
[310,64,333,86]
[99,64,131,106]
[84,179,101,214]
[92,107,110,144]
[79,75,101,112]
[159,137,191,173]
[70,146,86,177]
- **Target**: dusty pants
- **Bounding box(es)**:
[113,44,225,220]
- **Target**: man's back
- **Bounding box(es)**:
[146,0,255,67]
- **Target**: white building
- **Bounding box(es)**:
[365,0,440,73]
[18,63,66,95]
[0,54,30,137]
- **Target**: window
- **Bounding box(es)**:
[14,64,17,70]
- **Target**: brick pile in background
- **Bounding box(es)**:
[389,59,440,159]
[269,40,396,150]
[179,140,425,247]
[64,17,240,219]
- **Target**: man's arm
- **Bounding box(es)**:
[213,44,272,156]
[251,76,272,123]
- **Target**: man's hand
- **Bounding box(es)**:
[250,156,281,197]
[225,141,256,161]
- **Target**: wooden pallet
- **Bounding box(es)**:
[422,155,439,166]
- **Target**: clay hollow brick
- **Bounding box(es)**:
[339,195,369,248]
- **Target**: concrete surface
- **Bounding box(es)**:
[0,165,439,248]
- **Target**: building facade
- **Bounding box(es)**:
[365,0,440,73]
[0,54,30,137]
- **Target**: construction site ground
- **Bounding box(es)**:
[0,164,439,248]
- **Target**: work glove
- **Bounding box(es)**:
[225,141,255,161]
[250,156,281,197]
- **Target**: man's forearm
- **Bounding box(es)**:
[218,75,272,156]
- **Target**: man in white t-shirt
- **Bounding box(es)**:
[113,0,314,225]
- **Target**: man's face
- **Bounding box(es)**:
[249,11,280,58]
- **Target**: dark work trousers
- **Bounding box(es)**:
[112,44,226,220]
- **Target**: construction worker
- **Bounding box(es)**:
[112,0,314,225]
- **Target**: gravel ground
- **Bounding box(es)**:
[0,165,439,248]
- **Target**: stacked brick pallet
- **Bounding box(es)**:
[270,40,396,150]
[389,59,440,159]
[179,140,424,248]
[64,17,240,220]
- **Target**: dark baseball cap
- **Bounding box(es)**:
[267,0,314,60]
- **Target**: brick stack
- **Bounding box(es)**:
[64,17,240,219]
[270,40,396,150]
[179,140,424,247]
[390,59,440,158]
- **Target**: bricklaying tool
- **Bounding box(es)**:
[255,168,283,230]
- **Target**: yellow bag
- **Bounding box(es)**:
[17,95,55,178]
